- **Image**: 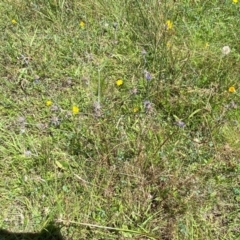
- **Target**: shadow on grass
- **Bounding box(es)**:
[0,222,64,240]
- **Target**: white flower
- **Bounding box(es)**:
[222,46,231,55]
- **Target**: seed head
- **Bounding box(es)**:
[222,46,231,55]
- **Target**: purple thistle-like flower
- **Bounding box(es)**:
[143,100,153,113]
[175,120,185,128]
[144,70,152,81]
[144,100,151,107]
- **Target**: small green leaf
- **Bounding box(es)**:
[233,187,240,195]
[188,109,202,119]
[55,160,65,170]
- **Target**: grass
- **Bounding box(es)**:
[1,0,240,239]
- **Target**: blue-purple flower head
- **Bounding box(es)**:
[144,70,152,81]
[144,100,153,113]
[175,120,185,128]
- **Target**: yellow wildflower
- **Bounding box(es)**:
[133,107,139,113]
[166,41,171,48]
[79,21,85,28]
[228,86,236,93]
[116,79,123,86]
[205,42,209,48]
[233,0,238,3]
[11,19,17,24]
[72,106,79,114]
[166,20,173,30]
[46,100,52,106]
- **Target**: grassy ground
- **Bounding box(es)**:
[1,0,240,239]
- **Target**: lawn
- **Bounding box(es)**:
[1,0,240,239]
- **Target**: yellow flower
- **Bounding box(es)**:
[116,79,123,86]
[72,106,79,114]
[79,21,85,28]
[133,107,139,113]
[11,19,17,24]
[166,20,173,30]
[46,100,52,106]
[166,41,171,48]
[205,42,209,48]
[228,86,236,93]
[233,0,238,3]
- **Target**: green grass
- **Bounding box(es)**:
[1,0,240,239]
